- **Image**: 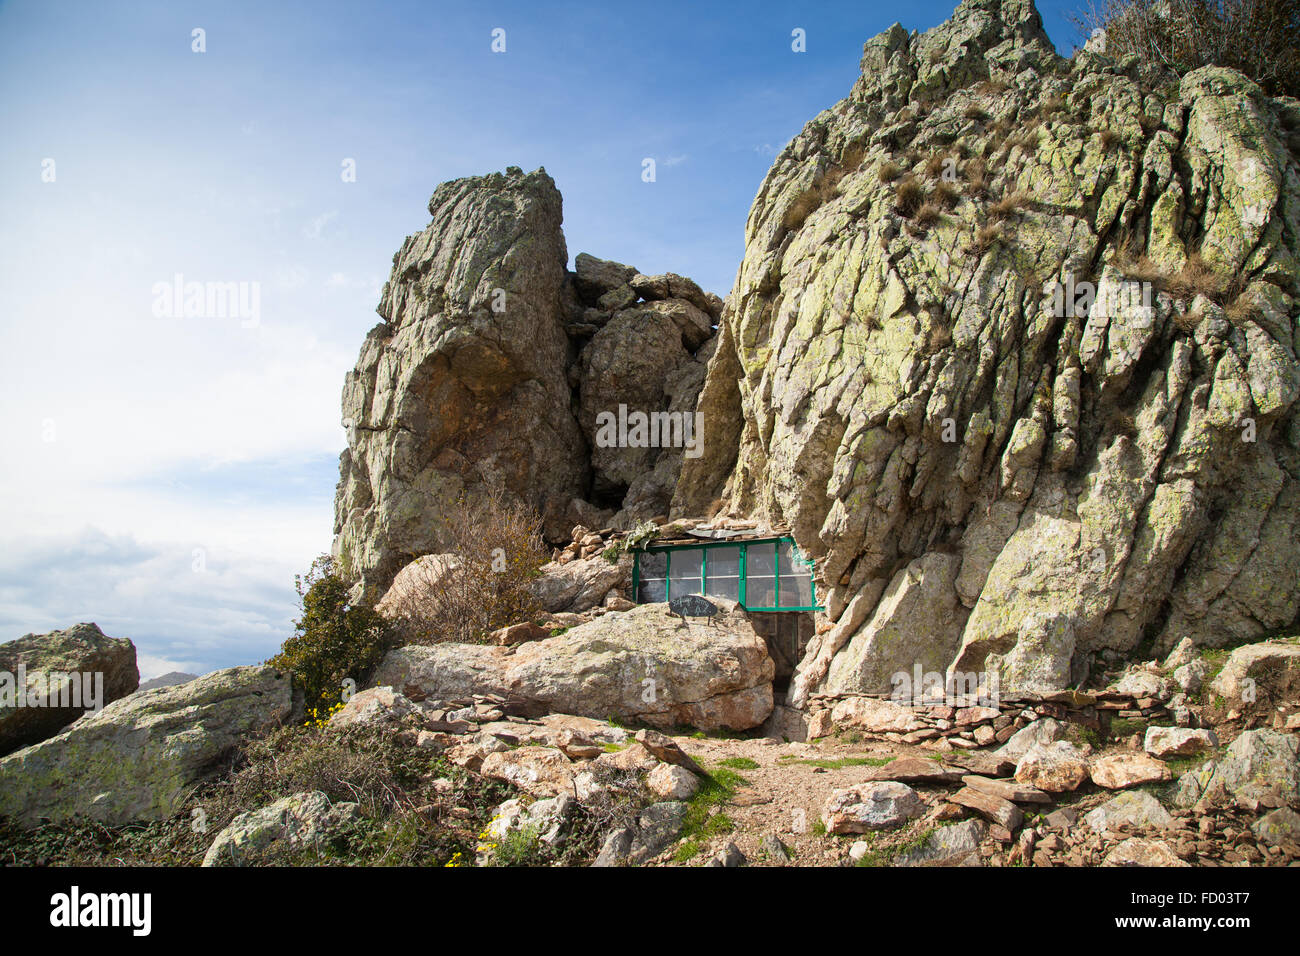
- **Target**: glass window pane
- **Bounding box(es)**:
[746,574,777,608]
[668,548,703,597]
[639,578,666,603]
[779,574,813,608]
[743,542,777,608]
[778,541,810,575]
[639,551,667,579]
[747,542,776,575]
[708,545,740,576]
[703,545,740,601]
[705,577,740,601]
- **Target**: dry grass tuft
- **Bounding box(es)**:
[912,202,944,231]
[963,158,991,197]
[988,191,1029,221]
[878,160,904,183]
[931,181,962,210]
[1039,94,1067,119]
[894,176,927,217]
[967,222,1006,256]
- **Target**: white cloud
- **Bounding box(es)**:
[302,210,339,240]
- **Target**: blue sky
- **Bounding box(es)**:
[0,0,1084,677]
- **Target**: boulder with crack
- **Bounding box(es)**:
[372,600,774,731]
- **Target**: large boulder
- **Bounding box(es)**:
[0,623,139,757]
[1014,741,1090,793]
[0,665,295,827]
[374,553,461,619]
[373,600,774,731]
[332,167,589,602]
[679,0,1300,703]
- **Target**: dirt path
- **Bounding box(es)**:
[664,732,925,866]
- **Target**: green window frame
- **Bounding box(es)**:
[631,537,821,612]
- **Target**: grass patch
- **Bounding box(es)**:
[717,757,760,771]
[777,755,894,770]
[854,826,936,867]
[1109,716,1146,739]
[673,766,748,861]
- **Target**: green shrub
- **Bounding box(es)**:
[269,554,396,713]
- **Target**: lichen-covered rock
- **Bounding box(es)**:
[0,623,139,757]
[1144,726,1218,759]
[326,686,419,730]
[201,791,360,867]
[822,780,924,834]
[1196,728,1300,809]
[1015,740,1090,792]
[1253,806,1300,846]
[331,168,722,602]
[1084,790,1175,834]
[480,747,577,797]
[374,553,461,619]
[333,167,589,601]
[530,552,632,614]
[669,0,1300,703]
[372,599,774,731]
[1207,638,1300,715]
[1103,837,1188,867]
[895,818,986,865]
[0,665,294,827]
[1090,752,1172,789]
[996,717,1065,762]
[646,762,700,801]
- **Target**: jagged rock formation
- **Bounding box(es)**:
[333,167,721,601]
[675,0,1300,700]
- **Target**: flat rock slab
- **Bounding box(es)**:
[961,774,1052,804]
[947,752,1016,778]
[950,786,1024,831]
[860,757,964,784]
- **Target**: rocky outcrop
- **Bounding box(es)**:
[332,166,721,602]
[0,623,139,757]
[372,600,774,731]
[669,0,1300,701]
[0,665,295,827]
[333,167,588,601]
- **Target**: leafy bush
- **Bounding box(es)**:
[384,486,550,645]
[268,554,395,713]
[1072,0,1299,97]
